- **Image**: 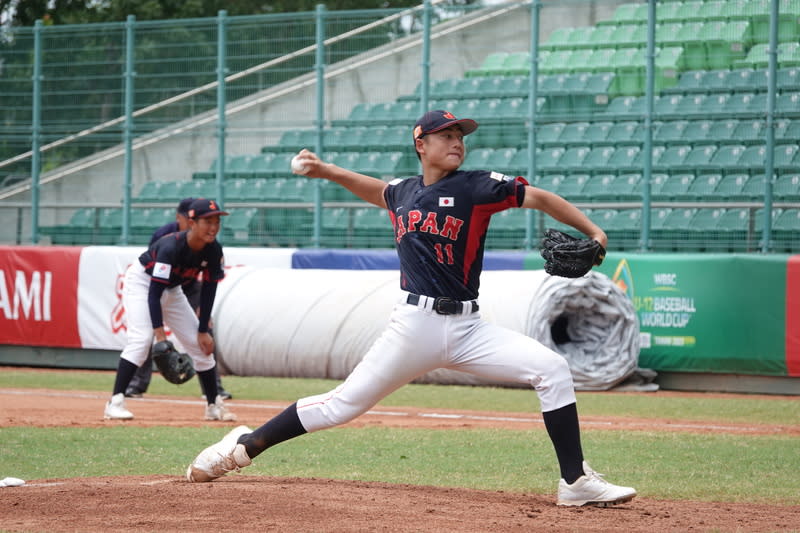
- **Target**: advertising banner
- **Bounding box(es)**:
[597,253,790,376]
[0,246,83,347]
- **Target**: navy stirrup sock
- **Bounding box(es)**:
[238,402,307,459]
[542,402,585,484]
[112,359,139,396]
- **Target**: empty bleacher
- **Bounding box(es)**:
[41,0,800,251]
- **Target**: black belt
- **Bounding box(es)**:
[406,293,479,315]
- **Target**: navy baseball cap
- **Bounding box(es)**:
[177,197,195,216]
[413,110,479,142]
[188,198,229,219]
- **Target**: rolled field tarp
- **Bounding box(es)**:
[213,268,640,390]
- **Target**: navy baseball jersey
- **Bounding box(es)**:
[384,169,527,300]
[150,221,179,246]
[138,231,226,288]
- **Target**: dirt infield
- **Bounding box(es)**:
[2,388,799,532]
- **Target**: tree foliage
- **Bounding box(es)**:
[0,0,470,27]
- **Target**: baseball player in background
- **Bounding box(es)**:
[186,110,636,507]
[104,198,236,422]
[125,197,232,401]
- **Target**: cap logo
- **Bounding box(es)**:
[209,200,218,210]
[442,111,455,119]
[413,125,423,139]
[188,209,195,218]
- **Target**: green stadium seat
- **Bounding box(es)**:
[603,3,647,26]
[708,144,747,174]
[134,181,162,203]
[654,207,698,251]
[463,148,494,171]
[249,154,276,179]
[772,208,800,251]
[607,145,642,173]
[654,144,692,170]
[352,207,393,248]
[727,68,768,94]
[688,207,728,251]
[776,92,800,118]
[778,67,800,91]
[654,94,684,119]
[707,21,751,70]
[713,207,751,251]
[667,70,707,94]
[556,122,589,146]
[603,95,645,119]
[93,207,122,245]
[582,121,613,146]
[606,120,642,145]
[558,146,592,173]
[633,145,666,169]
[539,50,573,75]
[581,146,617,174]
[581,174,618,201]
[486,147,518,175]
[611,47,645,95]
[587,25,616,48]
[536,122,567,147]
[675,22,706,70]
[604,208,641,250]
[708,119,741,144]
[502,52,532,76]
[654,121,689,145]
[679,173,723,200]
[746,0,800,44]
[224,178,248,202]
[775,173,800,201]
[553,173,589,201]
[677,145,718,172]
[222,207,259,246]
[726,92,765,117]
[738,174,766,201]
[731,144,766,174]
[657,2,684,23]
[541,27,575,51]
[466,52,508,77]
[531,146,566,174]
[155,181,184,202]
[777,143,800,174]
[656,173,695,200]
[710,173,749,200]
[643,173,669,198]
[494,97,527,120]
[535,174,564,193]
[486,208,527,250]
[732,119,765,145]
[43,207,96,245]
[257,177,288,201]
[682,119,713,145]
[673,94,708,118]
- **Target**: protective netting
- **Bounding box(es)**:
[213,268,643,390]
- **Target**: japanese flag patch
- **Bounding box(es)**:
[153,262,171,280]
[439,196,455,207]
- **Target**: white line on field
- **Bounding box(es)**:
[0,388,777,433]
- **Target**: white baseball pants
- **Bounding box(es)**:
[119,262,216,372]
[297,293,576,433]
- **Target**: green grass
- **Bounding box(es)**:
[1,368,798,426]
[2,368,799,505]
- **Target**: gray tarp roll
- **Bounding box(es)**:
[213,268,641,391]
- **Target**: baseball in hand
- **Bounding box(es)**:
[291,155,309,175]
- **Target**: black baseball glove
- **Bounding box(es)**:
[540,228,606,278]
[151,340,195,385]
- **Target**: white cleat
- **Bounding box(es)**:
[557,461,636,507]
[186,425,253,482]
[204,395,237,421]
[104,393,134,420]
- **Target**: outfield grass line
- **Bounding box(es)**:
[2,388,789,435]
